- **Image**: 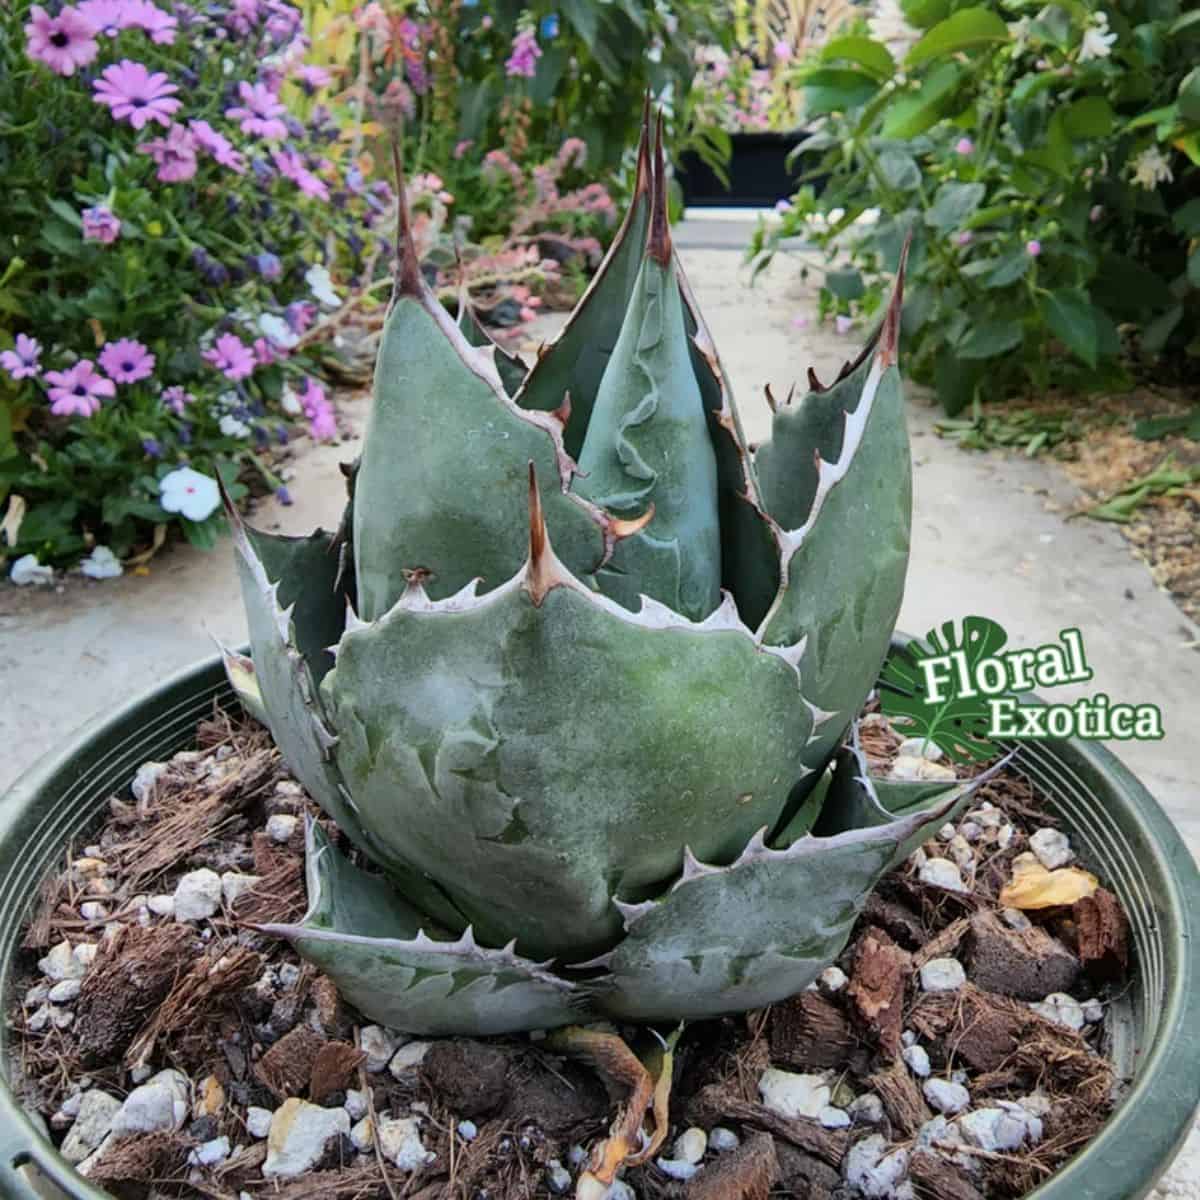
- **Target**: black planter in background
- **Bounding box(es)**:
[679,130,818,208]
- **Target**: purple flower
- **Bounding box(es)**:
[504,28,541,78]
[25,5,99,76]
[834,315,854,335]
[955,137,975,155]
[226,0,259,36]
[1026,239,1042,257]
[284,300,316,334]
[275,484,293,505]
[192,247,229,285]
[44,360,115,417]
[272,146,329,199]
[82,205,121,243]
[142,437,162,457]
[137,124,198,182]
[125,0,176,43]
[299,377,335,440]
[93,60,181,129]
[189,119,247,173]
[203,333,255,380]
[225,81,288,140]
[160,385,194,413]
[76,0,135,37]
[100,338,156,384]
[1,334,42,380]
[294,63,331,94]
[955,230,973,246]
[251,252,283,279]
[772,39,791,61]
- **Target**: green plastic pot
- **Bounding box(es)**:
[0,650,1197,1199]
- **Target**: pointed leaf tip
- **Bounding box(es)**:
[390,141,424,300]
[647,110,671,267]
[879,232,910,368]
[634,93,652,198]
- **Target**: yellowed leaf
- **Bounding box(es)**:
[1,493,26,547]
[999,851,1098,909]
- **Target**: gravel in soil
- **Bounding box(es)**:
[7,708,1132,1199]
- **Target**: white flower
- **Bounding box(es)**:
[79,545,123,580]
[219,413,251,438]
[257,312,300,349]
[868,0,920,58]
[305,264,341,309]
[9,553,53,586]
[1131,146,1174,190]
[1078,12,1116,62]
[1009,16,1033,52]
[280,385,303,416]
[159,467,221,523]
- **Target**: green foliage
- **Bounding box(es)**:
[749,0,1200,414]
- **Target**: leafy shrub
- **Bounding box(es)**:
[0,0,383,570]
[749,0,1200,414]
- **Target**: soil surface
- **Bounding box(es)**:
[7,707,1134,1200]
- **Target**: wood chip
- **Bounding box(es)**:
[309,1040,367,1104]
[847,925,911,1056]
[1073,887,1129,980]
[768,991,861,1072]
[686,1130,778,1199]
[967,909,1080,1000]
[909,1149,986,1200]
[862,893,928,949]
[255,1025,328,1102]
[84,1131,193,1192]
[867,1058,932,1138]
[911,916,970,970]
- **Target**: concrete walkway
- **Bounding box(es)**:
[1,217,1197,1191]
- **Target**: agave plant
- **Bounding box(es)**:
[223,110,987,1050]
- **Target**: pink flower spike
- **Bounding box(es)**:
[93,60,181,129]
[1,334,42,380]
[505,29,541,78]
[25,5,99,76]
[955,137,975,155]
[44,360,115,417]
[203,333,256,381]
[1026,239,1042,257]
[99,338,155,384]
[137,124,198,183]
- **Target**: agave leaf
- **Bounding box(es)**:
[573,175,722,621]
[352,180,612,621]
[679,260,781,630]
[512,101,653,456]
[226,494,469,932]
[757,266,912,772]
[260,821,585,1035]
[584,789,960,1023]
[321,481,814,961]
[459,302,527,395]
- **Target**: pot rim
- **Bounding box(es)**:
[0,650,1196,1199]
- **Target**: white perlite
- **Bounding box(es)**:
[606,1182,637,1200]
[344,1089,369,1121]
[901,1044,931,1078]
[709,1126,740,1152]
[1001,907,1032,931]
[920,957,966,993]
[60,1091,121,1164]
[264,1099,351,1178]
[656,1158,699,1181]
[246,1107,274,1139]
[378,1117,432,1170]
[947,835,974,869]
[820,1106,851,1129]
[189,1137,231,1167]
[897,737,944,762]
[48,979,82,1004]
[673,1127,707,1164]
[457,1120,478,1141]
[131,761,168,803]
[350,1116,374,1152]
[845,1133,910,1199]
[360,1025,398,1072]
[389,1040,431,1081]
[849,1093,886,1125]
[1029,827,1073,870]
[917,858,969,894]
[758,1069,830,1120]
[38,941,86,982]
[220,872,261,906]
[147,894,175,917]
[546,1159,572,1194]
[266,813,298,844]
[923,1079,970,1115]
[1082,997,1104,1024]
[818,965,848,994]
[111,1069,190,1136]
[1031,992,1086,1031]
[958,1104,1042,1152]
[173,869,222,922]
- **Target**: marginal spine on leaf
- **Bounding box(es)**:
[646,112,671,267]
[609,504,655,541]
[807,367,826,392]
[390,142,424,301]
[878,233,910,369]
[525,461,570,606]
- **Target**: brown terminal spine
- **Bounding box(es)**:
[647,110,672,267]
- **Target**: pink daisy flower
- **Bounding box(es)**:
[25,5,99,76]
[299,377,335,441]
[225,81,288,140]
[294,63,331,93]
[125,0,176,42]
[93,60,181,129]
[188,119,247,173]
[82,205,122,243]
[1,334,42,380]
[137,123,197,182]
[271,147,329,200]
[76,0,135,36]
[44,361,115,417]
[99,338,156,384]
[203,333,255,381]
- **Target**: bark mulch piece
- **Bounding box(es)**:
[767,991,865,1073]
[73,923,195,1067]
[966,909,1080,1000]
[254,1025,328,1101]
[910,1149,987,1200]
[847,925,912,1057]
[1073,887,1130,981]
[84,1131,195,1199]
[868,1057,933,1138]
[309,1040,367,1105]
[419,1038,512,1119]
[684,1130,778,1199]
